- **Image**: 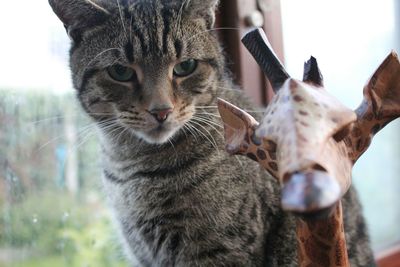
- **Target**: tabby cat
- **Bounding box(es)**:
[49,0,376,266]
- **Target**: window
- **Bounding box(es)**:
[0,1,127,266]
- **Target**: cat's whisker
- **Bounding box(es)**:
[188,120,220,152]
[180,124,191,141]
[97,122,121,133]
[167,138,178,156]
[180,126,188,139]
[116,0,129,42]
[192,115,223,129]
[71,130,97,151]
[109,56,126,68]
[84,48,122,71]
[191,117,222,131]
[86,112,115,116]
[72,120,116,147]
[115,126,130,145]
[28,116,67,125]
[199,105,265,114]
[215,85,236,91]
[90,117,118,128]
[191,117,224,143]
[196,114,221,121]
[73,126,96,141]
[102,127,121,143]
[199,102,265,114]
[195,106,218,109]
[195,112,221,119]
[183,123,199,142]
[28,112,114,127]
[175,0,188,32]
[77,120,119,145]
[37,135,65,152]
[65,118,117,153]
[95,117,117,125]
[191,129,202,143]
[28,114,85,125]
[182,123,194,138]
[104,123,126,142]
[37,125,91,152]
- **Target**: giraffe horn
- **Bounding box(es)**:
[241,28,290,93]
[303,56,324,87]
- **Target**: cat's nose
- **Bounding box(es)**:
[149,108,173,123]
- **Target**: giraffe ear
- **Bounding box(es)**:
[48,0,110,42]
[184,0,219,29]
[217,98,259,155]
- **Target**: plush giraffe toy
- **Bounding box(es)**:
[217,28,400,267]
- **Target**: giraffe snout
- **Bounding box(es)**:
[281,169,341,217]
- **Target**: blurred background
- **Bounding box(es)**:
[0,0,399,266]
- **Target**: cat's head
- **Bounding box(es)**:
[49,0,223,144]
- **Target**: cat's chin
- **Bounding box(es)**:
[135,126,180,145]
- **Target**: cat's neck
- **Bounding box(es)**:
[98,127,173,159]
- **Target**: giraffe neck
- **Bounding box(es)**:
[296,201,349,267]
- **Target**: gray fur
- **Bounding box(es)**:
[49,0,376,266]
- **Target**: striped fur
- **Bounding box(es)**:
[49,0,375,266]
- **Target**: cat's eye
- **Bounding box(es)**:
[107,65,135,82]
[173,59,198,77]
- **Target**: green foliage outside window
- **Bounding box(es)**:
[0,90,127,267]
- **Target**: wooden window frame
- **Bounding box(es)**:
[377,244,400,267]
[216,0,284,106]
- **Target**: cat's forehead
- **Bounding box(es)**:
[118,0,181,13]
[70,0,218,70]
[105,7,209,56]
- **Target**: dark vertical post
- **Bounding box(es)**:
[216,0,285,106]
[395,0,400,52]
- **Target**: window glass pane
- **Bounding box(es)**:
[281,0,400,251]
[0,1,127,266]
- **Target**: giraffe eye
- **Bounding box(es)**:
[107,64,135,82]
[173,59,198,77]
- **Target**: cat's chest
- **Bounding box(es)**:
[106,175,206,263]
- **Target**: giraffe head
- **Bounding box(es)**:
[218,72,356,215]
[218,29,400,216]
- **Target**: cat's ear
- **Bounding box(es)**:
[184,0,219,29]
[49,0,110,42]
